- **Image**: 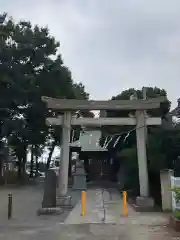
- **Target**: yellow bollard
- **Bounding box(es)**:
[81,191,86,216]
[123,191,127,217]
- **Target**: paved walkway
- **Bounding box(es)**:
[65,188,131,224]
[65,188,167,225]
[63,188,180,239]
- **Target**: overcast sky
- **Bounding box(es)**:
[1,0,180,108]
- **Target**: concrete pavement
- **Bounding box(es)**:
[63,188,179,239]
[65,188,127,224]
[65,188,168,225]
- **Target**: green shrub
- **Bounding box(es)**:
[171,187,180,219]
[174,210,180,220]
[171,186,180,203]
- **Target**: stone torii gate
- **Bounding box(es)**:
[42,96,165,208]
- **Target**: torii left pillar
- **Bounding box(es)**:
[57,111,72,206]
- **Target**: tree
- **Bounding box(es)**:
[73,82,89,100]
[110,87,170,117]
[101,87,170,140]
[0,14,91,179]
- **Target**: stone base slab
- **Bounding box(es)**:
[56,195,73,209]
[37,207,63,215]
[136,196,154,207]
[72,187,87,191]
[132,196,155,212]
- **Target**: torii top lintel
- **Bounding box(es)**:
[41,96,166,111]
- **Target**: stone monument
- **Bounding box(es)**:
[42,169,57,208]
[37,169,63,215]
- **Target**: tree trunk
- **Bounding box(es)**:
[0,141,3,179]
[35,155,39,177]
[46,143,55,170]
[34,145,39,177]
[17,157,22,180]
[0,159,2,179]
[30,145,34,178]
[22,144,27,177]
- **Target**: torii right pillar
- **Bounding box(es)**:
[135,110,154,209]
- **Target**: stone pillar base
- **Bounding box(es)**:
[37,207,63,216]
[133,196,155,212]
[56,195,73,209]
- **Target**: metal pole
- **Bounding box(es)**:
[8,193,12,220]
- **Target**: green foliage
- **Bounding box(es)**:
[171,186,180,219]
[148,128,180,171]
[147,129,167,171]
[117,146,139,195]
[0,13,91,179]
[174,210,180,220]
[171,187,180,203]
[110,87,170,118]
[116,127,180,173]
[73,82,89,100]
